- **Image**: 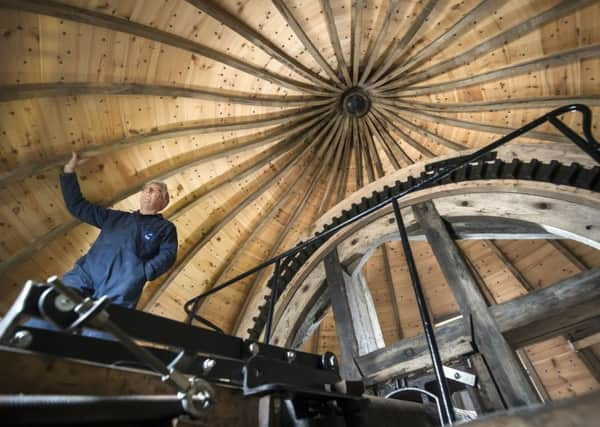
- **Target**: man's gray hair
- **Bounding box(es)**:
[144,181,170,209]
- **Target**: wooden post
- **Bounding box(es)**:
[413,201,539,407]
[323,249,360,380]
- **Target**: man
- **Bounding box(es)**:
[60,152,178,309]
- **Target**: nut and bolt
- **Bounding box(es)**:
[285,351,296,363]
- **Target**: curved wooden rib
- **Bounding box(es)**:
[232,118,344,336]
[359,117,385,178]
[378,45,600,96]
[377,107,466,151]
[358,0,400,85]
[142,123,330,309]
[351,0,364,86]
[371,111,417,164]
[184,0,339,92]
[380,105,571,144]
[319,0,352,86]
[0,83,329,105]
[353,118,364,188]
[371,107,435,158]
[0,106,330,186]
[335,125,353,202]
[0,110,332,277]
[364,113,406,169]
[364,0,437,87]
[187,121,340,325]
[0,0,325,95]
[316,118,349,216]
[271,0,343,87]
[391,0,595,89]
[357,118,377,182]
[371,0,503,88]
[327,118,352,211]
[386,96,600,113]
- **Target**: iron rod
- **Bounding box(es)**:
[392,198,455,424]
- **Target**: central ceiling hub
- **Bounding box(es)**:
[340,87,371,118]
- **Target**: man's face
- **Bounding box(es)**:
[140,183,165,213]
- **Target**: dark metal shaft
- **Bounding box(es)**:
[392,199,455,424]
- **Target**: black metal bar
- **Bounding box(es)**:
[392,198,455,424]
[548,116,600,163]
[265,259,281,345]
[183,104,599,323]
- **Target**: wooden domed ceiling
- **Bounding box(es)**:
[0,0,599,346]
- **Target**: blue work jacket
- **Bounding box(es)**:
[60,173,178,308]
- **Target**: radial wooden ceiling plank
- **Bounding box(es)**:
[142,124,329,309]
[370,110,417,165]
[371,107,435,158]
[0,109,333,278]
[351,0,364,86]
[379,44,600,96]
[271,0,344,87]
[319,0,352,85]
[184,0,339,92]
[358,0,400,85]
[186,116,342,320]
[375,0,504,86]
[364,112,403,169]
[327,118,352,208]
[0,105,331,186]
[364,0,438,87]
[186,145,320,328]
[381,106,570,144]
[335,124,353,203]
[388,96,600,113]
[0,0,325,95]
[377,105,466,151]
[361,117,386,177]
[396,0,596,89]
[356,118,377,182]
[352,118,364,188]
[317,117,350,216]
[232,116,346,336]
[0,83,329,105]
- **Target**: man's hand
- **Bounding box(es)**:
[64,151,88,173]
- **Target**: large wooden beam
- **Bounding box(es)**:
[412,201,539,406]
[324,249,362,380]
[357,267,600,383]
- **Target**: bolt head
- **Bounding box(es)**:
[11,330,32,349]
[248,342,259,356]
[286,351,296,363]
[202,358,216,373]
[55,294,75,312]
